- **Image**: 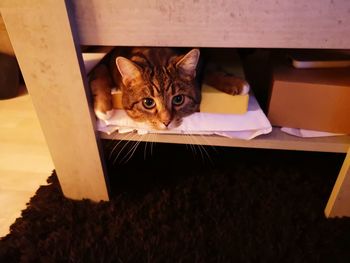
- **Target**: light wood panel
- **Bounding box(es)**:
[0,0,109,201]
[71,0,350,48]
[325,148,350,217]
[101,129,350,153]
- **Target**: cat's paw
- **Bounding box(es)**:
[218,77,250,95]
[240,82,250,95]
[95,109,114,120]
[205,71,250,96]
[92,91,113,120]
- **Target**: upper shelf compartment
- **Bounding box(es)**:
[71,0,350,49]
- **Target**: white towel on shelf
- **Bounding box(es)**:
[97,95,272,140]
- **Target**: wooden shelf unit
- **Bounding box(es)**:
[1,0,350,217]
[101,129,350,154]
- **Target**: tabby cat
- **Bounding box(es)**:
[90,47,248,130]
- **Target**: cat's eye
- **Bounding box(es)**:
[142,98,156,109]
[172,95,184,106]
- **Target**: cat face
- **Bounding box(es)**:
[116,49,201,130]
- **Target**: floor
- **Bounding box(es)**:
[0,88,54,237]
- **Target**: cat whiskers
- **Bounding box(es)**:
[191,135,211,163]
[108,130,214,165]
[111,132,140,165]
[109,132,135,161]
[146,132,157,159]
[198,134,218,154]
[143,133,156,160]
[185,134,214,165]
[119,134,145,164]
[104,130,125,153]
[143,134,149,160]
[196,136,215,165]
[183,134,197,157]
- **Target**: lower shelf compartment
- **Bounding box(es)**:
[100,127,350,153]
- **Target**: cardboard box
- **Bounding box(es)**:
[268,61,350,133]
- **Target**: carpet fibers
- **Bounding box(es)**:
[1,143,350,262]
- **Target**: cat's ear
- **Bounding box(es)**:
[116,57,141,84]
[176,49,200,78]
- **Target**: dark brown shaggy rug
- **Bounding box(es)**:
[1,143,350,263]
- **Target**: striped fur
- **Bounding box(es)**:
[92,47,201,130]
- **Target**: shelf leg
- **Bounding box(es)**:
[0,1,109,201]
[325,148,350,217]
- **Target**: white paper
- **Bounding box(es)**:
[281,127,344,138]
[97,95,272,140]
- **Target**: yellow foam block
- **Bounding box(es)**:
[200,50,249,114]
[200,84,249,114]
[112,89,123,109]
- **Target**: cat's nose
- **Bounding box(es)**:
[163,121,171,127]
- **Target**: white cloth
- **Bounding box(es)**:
[97,95,272,140]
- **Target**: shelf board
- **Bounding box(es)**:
[72,0,350,49]
[100,128,350,153]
